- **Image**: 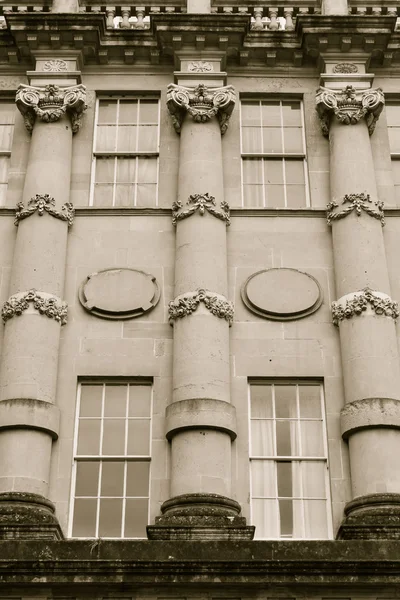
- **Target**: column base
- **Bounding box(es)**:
[337,493,400,539]
[147,493,255,540]
[0,492,64,540]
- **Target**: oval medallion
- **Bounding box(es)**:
[79,268,160,320]
[241,268,323,321]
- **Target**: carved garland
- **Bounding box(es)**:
[2,290,68,325]
[169,289,234,325]
[14,194,75,227]
[332,288,399,326]
[172,193,230,226]
[327,193,384,226]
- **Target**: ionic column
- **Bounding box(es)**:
[148,83,253,540]
[0,83,86,539]
[316,84,400,539]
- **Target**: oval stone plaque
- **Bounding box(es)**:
[79,268,160,320]
[241,268,323,321]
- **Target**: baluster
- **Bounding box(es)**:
[252,8,264,30]
[284,7,294,31]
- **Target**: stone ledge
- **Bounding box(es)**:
[1,540,400,584]
[341,397,400,439]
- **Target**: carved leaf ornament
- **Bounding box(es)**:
[327,193,384,226]
[169,289,234,325]
[172,193,230,226]
[2,290,68,325]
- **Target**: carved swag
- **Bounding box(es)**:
[167,83,236,135]
[327,193,384,226]
[15,194,74,227]
[2,290,68,326]
[172,193,230,226]
[16,83,87,133]
[169,289,234,325]
[332,288,399,326]
[315,85,384,136]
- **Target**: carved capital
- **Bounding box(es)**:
[332,288,399,326]
[316,85,384,136]
[169,289,234,325]
[15,194,74,227]
[2,290,68,326]
[167,83,235,135]
[172,193,230,226]
[327,193,384,226]
[16,83,87,133]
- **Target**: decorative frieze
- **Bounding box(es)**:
[2,290,68,326]
[172,193,230,226]
[333,63,358,73]
[316,85,384,136]
[332,288,399,326]
[167,83,236,135]
[188,61,213,73]
[43,59,68,72]
[169,289,234,325]
[16,83,87,133]
[14,194,74,227]
[327,193,384,226]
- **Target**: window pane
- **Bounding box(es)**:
[299,385,321,418]
[276,420,298,456]
[389,128,400,153]
[243,184,264,207]
[95,158,115,184]
[386,104,400,127]
[96,125,117,151]
[101,461,125,496]
[251,385,273,418]
[286,184,306,208]
[75,461,100,497]
[275,385,297,418]
[72,498,97,537]
[125,497,148,537]
[0,183,8,205]
[77,419,101,455]
[277,461,292,497]
[266,185,285,208]
[0,124,13,151]
[392,160,400,184]
[283,127,303,153]
[251,460,276,497]
[126,461,150,496]
[252,498,279,538]
[104,385,127,417]
[285,160,305,184]
[243,158,263,184]
[137,157,157,182]
[138,125,158,152]
[139,100,159,123]
[261,101,281,127]
[242,127,262,153]
[116,158,136,183]
[102,419,126,455]
[129,386,151,417]
[282,101,302,127]
[303,499,328,538]
[115,184,134,207]
[301,461,327,497]
[98,100,117,124]
[279,498,293,537]
[241,101,260,127]
[136,184,157,207]
[93,184,114,207]
[300,421,324,456]
[264,159,284,184]
[116,125,137,152]
[251,420,274,456]
[98,498,123,537]
[127,419,150,455]
[0,103,15,125]
[262,127,282,153]
[119,99,138,124]
[80,385,102,417]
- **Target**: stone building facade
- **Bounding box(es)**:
[1,0,400,597]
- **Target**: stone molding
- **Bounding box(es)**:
[16,83,87,133]
[14,194,74,227]
[169,289,234,325]
[172,193,230,226]
[165,398,237,441]
[315,85,384,136]
[2,290,68,326]
[0,398,60,440]
[332,288,399,326]
[167,83,235,135]
[341,397,400,440]
[327,193,385,226]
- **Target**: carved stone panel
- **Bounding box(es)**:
[79,268,160,320]
[241,268,323,321]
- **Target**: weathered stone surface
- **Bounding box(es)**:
[0,492,63,540]
[338,493,400,540]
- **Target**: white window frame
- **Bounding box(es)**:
[385,101,400,203]
[89,95,161,207]
[248,380,333,540]
[240,98,310,208]
[0,99,15,207]
[68,380,153,539]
